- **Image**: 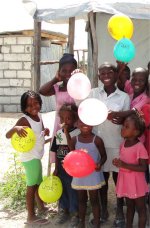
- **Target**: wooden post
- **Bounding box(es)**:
[89,11,98,87]
[68,17,75,54]
[33,20,41,92]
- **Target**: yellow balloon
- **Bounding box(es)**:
[38,175,63,203]
[11,127,36,152]
[108,14,134,40]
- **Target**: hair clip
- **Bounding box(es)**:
[132,108,144,119]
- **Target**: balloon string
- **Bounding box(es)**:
[50,173,53,185]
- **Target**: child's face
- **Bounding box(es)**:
[59,110,75,128]
[131,72,147,94]
[59,63,76,84]
[121,117,138,138]
[25,97,41,116]
[98,66,117,87]
[77,119,93,134]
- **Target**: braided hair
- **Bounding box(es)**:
[128,110,146,137]
[21,90,42,115]
[59,103,78,122]
[59,53,77,70]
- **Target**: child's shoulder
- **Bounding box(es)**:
[94,134,104,144]
[16,115,30,126]
[116,87,130,97]
[70,128,80,136]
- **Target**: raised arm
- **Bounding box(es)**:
[116,61,129,91]
[39,77,58,96]
[39,70,64,96]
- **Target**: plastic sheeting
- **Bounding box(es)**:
[22,0,150,23]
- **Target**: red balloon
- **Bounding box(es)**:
[63,150,96,177]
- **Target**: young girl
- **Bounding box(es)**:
[141,103,150,185]
[70,119,107,228]
[117,62,149,109]
[6,91,50,225]
[113,112,149,228]
[51,104,80,227]
[39,53,77,164]
[109,67,149,140]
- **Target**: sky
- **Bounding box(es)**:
[0,0,87,49]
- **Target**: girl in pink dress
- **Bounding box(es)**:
[113,112,149,228]
[116,62,149,110]
[109,67,149,144]
[39,54,77,163]
[141,103,150,165]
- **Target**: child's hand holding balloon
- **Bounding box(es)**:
[71,68,82,75]
[14,126,28,137]
[43,128,50,136]
[95,162,101,171]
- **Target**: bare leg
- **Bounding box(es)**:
[126,197,135,228]
[135,196,147,228]
[78,190,88,227]
[99,172,109,221]
[26,185,37,221]
[113,172,124,221]
[89,189,100,228]
[35,186,45,211]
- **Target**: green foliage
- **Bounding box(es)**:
[0,152,26,211]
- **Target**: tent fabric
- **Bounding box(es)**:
[23,0,150,23]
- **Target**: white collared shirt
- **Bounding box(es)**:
[89,86,130,148]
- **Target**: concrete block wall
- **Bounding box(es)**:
[0,36,33,112]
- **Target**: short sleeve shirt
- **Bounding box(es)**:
[89,86,130,148]
[51,128,80,161]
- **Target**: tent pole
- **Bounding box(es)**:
[68,17,75,54]
[89,11,98,87]
[33,20,41,92]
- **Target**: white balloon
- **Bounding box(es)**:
[78,98,108,126]
[67,73,91,100]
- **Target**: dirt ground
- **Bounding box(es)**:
[0,112,148,228]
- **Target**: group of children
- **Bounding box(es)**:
[6,53,150,228]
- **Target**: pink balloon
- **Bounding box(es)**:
[63,150,96,177]
[78,98,108,126]
[67,73,91,100]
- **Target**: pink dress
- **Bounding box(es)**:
[50,84,75,163]
[141,104,150,164]
[116,141,149,199]
[53,84,75,136]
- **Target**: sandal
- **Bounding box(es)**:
[24,218,50,225]
[100,210,109,223]
[38,207,57,216]
[113,218,125,228]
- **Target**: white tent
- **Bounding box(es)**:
[23,0,150,21]
[23,0,150,87]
